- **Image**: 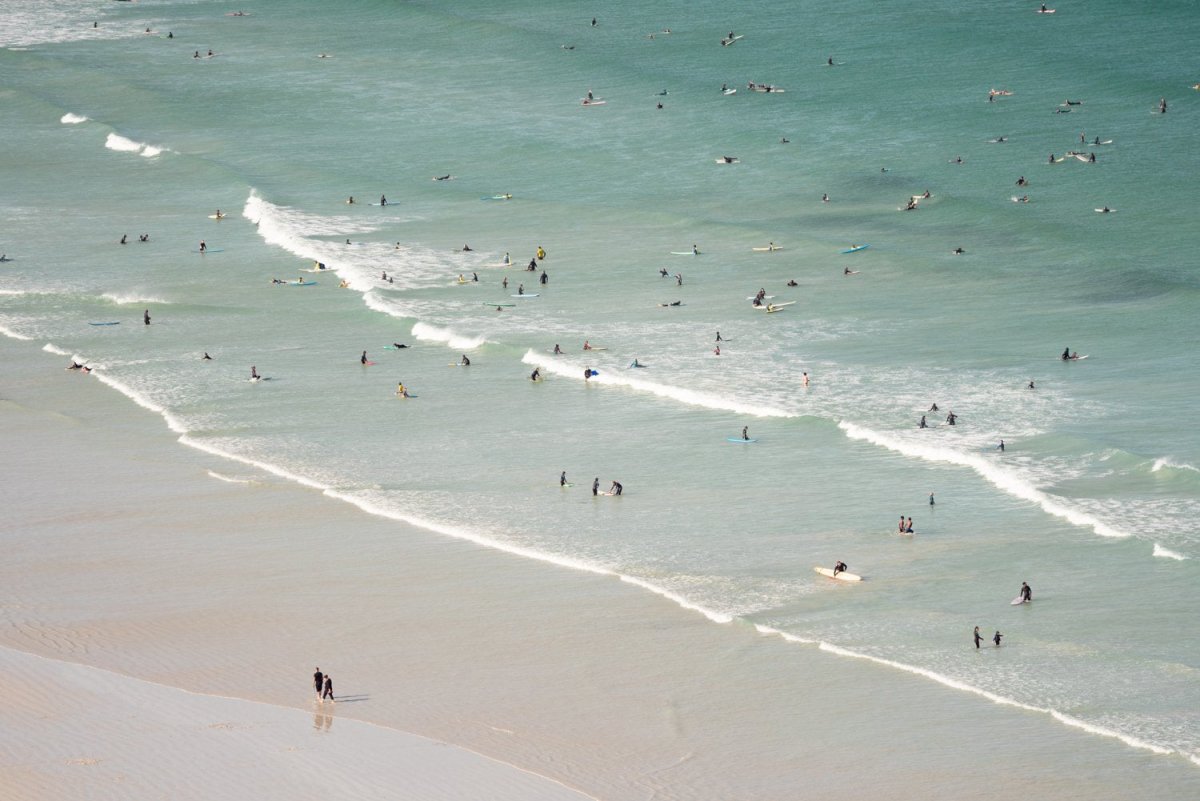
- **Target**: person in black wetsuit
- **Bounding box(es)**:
[460,354,470,366]
[361,350,368,365]
[592,477,600,496]
[993,631,1003,647]
[833,561,848,577]
[560,471,567,487]
[322,675,334,702]
[742,426,749,441]
[1020,582,1032,602]
[313,667,324,699]
[1062,347,1071,361]
[610,481,622,496]
[919,415,927,429]
[974,626,983,649]
[144,309,151,326]
[531,367,541,381]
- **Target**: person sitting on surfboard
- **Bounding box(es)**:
[832,561,848,578]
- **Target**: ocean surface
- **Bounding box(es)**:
[3,0,1200,781]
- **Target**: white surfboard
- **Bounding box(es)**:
[752,246,784,252]
[814,566,862,582]
[1011,596,1029,605]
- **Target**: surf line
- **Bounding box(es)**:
[838,421,1127,541]
[521,350,791,418]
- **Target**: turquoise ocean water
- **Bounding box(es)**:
[3,0,1200,776]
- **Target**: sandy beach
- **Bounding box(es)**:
[4,339,1198,800]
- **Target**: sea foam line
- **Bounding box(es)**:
[1153,544,1189,561]
[838,421,1127,539]
[60,113,89,124]
[0,324,33,341]
[89,371,187,434]
[521,349,792,418]
[411,321,487,350]
[104,132,169,158]
[748,623,1179,761]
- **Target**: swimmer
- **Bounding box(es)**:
[802,372,809,387]
[462,244,472,251]
[787,279,798,287]
[553,344,563,355]
[392,343,408,349]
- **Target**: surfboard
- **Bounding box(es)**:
[482,195,513,201]
[754,301,796,311]
[841,244,869,254]
[1094,208,1116,213]
[1011,197,1032,203]
[715,158,740,164]
[721,35,744,46]
[583,347,608,352]
[207,215,225,220]
[561,483,574,488]
[722,88,737,95]
[89,321,120,326]
[511,293,539,298]
[814,567,862,582]
[287,280,317,286]
[368,202,394,207]
[765,306,789,314]
[1036,8,1056,13]
[751,246,783,252]
[1011,596,1029,605]
[194,248,224,253]
[727,437,758,443]
[670,251,699,256]
[746,295,776,301]
[383,345,409,349]
[581,100,607,106]
[361,361,376,366]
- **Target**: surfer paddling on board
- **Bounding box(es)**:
[832,561,848,578]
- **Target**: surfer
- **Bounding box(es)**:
[531,367,541,382]
[974,626,983,649]
[120,234,127,245]
[1028,379,1035,389]
[676,273,683,286]
[502,277,508,289]
[1020,582,1032,602]
[460,354,470,366]
[827,56,834,66]
[379,195,387,206]
[251,366,260,380]
[780,137,790,143]
[844,267,854,275]
[692,244,699,255]
[396,382,408,398]
[139,234,149,242]
[361,351,368,365]
[592,477,600,496]
[347,196,355,204]
[539,270,547,285]
[560,471,567,487]
[553,344,563,355]
[787,280,798,286]
[659,267,669,278]
[392,343,407,349]
[67,360,86,370]
[584,367,594,380]
[141,309,150,326]
[583,340,592,351]
[1159,97,1168,114]
[199,240,207,253]
[952,247,966,254]
[803,372,809,387]
[832,561,848,578]
[526,259,536,272]
[993,631,1003,647]
[202,353,212,361]
[609,481,623,496]
[1062,347,1071,361]
[946,411,957,426]
[716,331,723,342]
[742,426,749,441]
[929,492,935,506]
[1089,152,1096,162]
[919,415,927,429]
[1049,153,1056,164]
[536,246,545,260]
[998,439,1005,452]
[472,272,479,283]
[929,403,939,412]
[907,517,914,533]
[630,358,642,367]
[714,345,721,356]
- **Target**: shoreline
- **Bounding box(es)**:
[4,335,1200,800]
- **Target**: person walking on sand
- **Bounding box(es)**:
[322,674,334,702]
[313,667,324,700]
[974,626,983,649]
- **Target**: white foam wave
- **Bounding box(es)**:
[41,343,69,356]
[206,470,257,485]
[411,322,487,350]
[815,641,1174,758]
[0,290,27,296]
[522,350,793,418]
[1152,457,1199,474]
[101,292,170,306]
[838,422,1127,539]
[60,113,88,124]
[0,324,33,341]
[1153,544,1188,561]
[140,145,165,158]
[89,371,187,434]
[105,133,145,153]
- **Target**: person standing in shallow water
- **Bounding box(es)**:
[313,667,324,699]
[974,626,983,649]
[322,674,334,702]
[592,477,600,496]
